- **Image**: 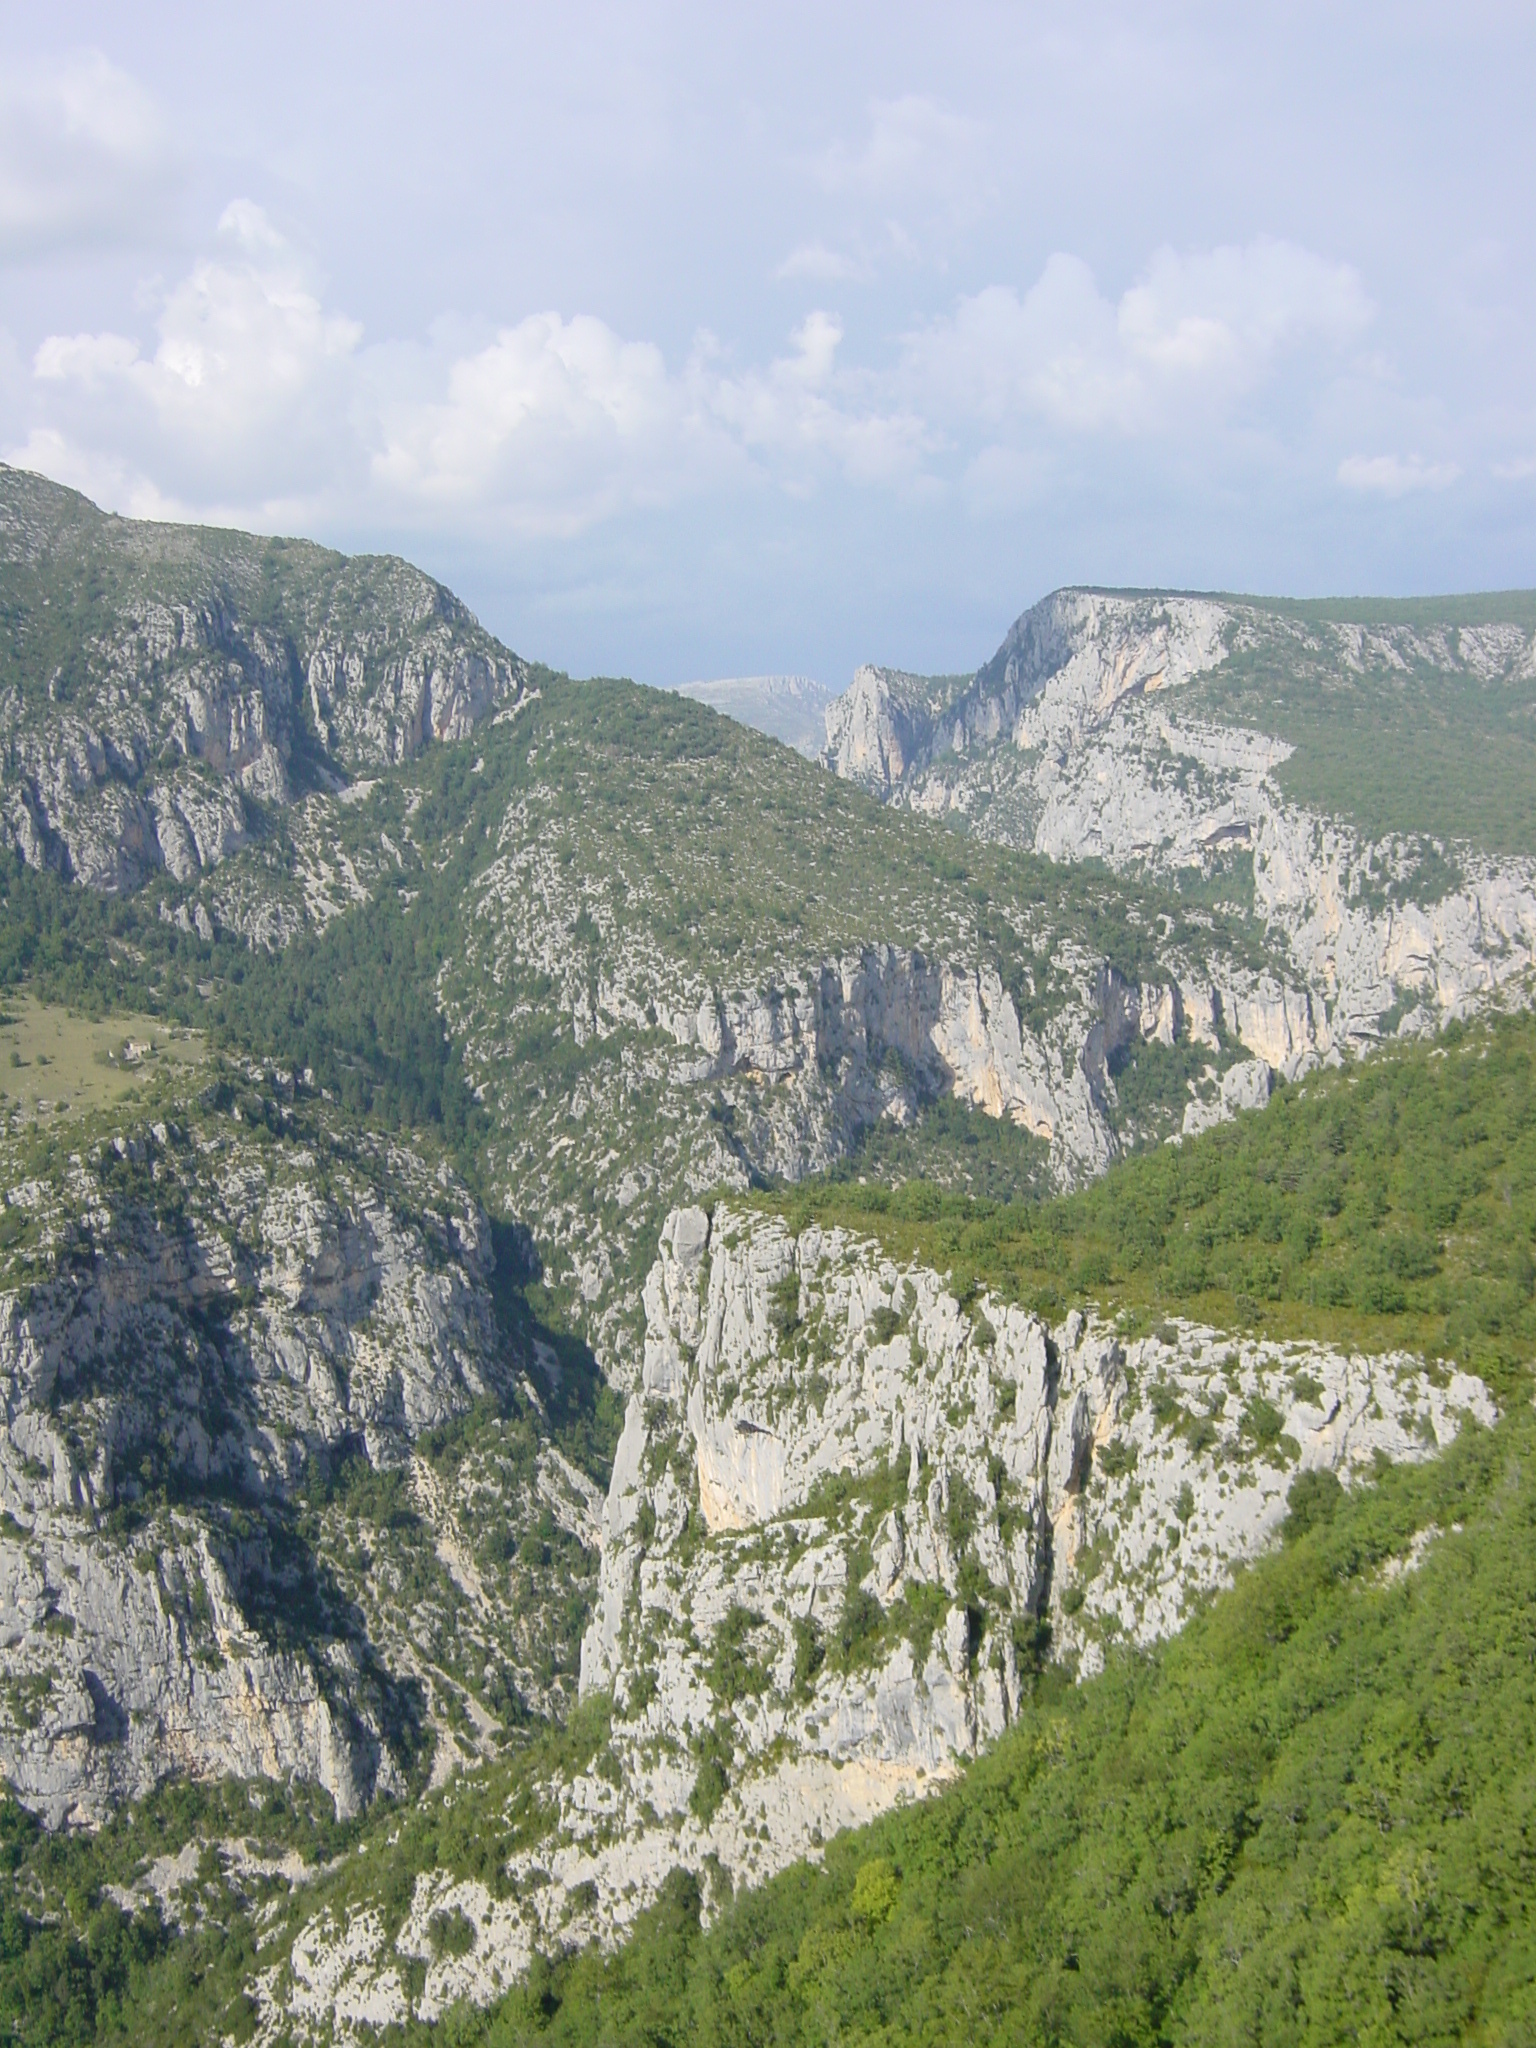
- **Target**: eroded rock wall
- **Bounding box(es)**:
[0,1106,588,1827]
[258,1200,1491,2032]
[823,590,1536,1066]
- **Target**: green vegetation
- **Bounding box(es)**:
[0,464,508,772]
[0,662,1273,1193]
[3,477,1536,2045]
[446,1400,1536,2047]
[768,1010,1536,1399]
[822,1089,1052,1202]
[0,995,202,1124]
[12,1388,1528,2043]
[1190,592,1536,856]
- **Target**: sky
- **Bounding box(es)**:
[1,1,1533,688]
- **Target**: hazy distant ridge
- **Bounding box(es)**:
[670,673,832,755]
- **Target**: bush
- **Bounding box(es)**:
[1283,1466,1343,1542]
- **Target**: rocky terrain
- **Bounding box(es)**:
[8,472,1532,1407]
[0,464,532,907]
[0,470,1529,2042]
[823,589,1536,1057]
[0,1070,608,1832]
[242,1199,1494,2035]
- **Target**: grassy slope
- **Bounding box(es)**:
[763,1011,1536,1402]
[0,995,202,1124]
[1188,593,1536,859]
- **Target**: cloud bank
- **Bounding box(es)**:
[11,204,1383,542]
[1,14,1522,683]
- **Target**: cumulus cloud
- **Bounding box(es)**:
[14,201,1396,544]
[27,201,362,510]
[372,312,732,536]
[905,239,1372,435]
[2,425,181,522]
[0,50,170,260]
[1336,453,1459,496]
[19,207,928,535]
[707,312,933,489]
[373,308,931,532]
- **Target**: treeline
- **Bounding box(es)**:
[444,1405,1534,2047]
[0,847,485,1160]
[775,1010,1536,1396]
[0,853,213,1015]
[5,1351,1529,2045]
[203,890,484,1154]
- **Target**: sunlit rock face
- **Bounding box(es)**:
[264,1197,1493,2032]
[824,588,1536,1062]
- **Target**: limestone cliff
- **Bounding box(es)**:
[0,466,531,895]
[0,1085,601,1827]
[251,1199,1493,2033]
[823,590,1536,1064]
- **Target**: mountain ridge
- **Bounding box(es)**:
[0,472,1531,2041]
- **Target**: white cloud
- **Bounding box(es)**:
[372,312,731,537]
[27,201,362,509]
[707,312,933,489]
[33,331,141,384]
[374,308,930,532]
[0,50,170,260]
[18,208,928,536]
[13,204,1401,547]
[905,239,1372,435]
[2,426,181,522]
[1337,453,1459,496]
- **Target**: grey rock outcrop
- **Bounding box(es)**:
[0,1096,594,1827]
[0,466,532,898]
[823,589,1536,1065]
[259,1201,1494,2032]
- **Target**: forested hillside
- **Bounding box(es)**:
[3,1364,1531,2041]
[0,1009,1529,2043]
[771,1009,1536,1400]
[427,1402,1536,2047]
[0,474,1531,2043]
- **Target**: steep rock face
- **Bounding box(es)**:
[581,1203,1491,1767]
[0,1517,370,1831]
[259,1201,1493,2033]
[823,590,1536,1061]
[821,666,973,793]
[0,1097,597,1828]
[823,596,1229,796]
[457,765,1311,1382]
[0,466,531,894]
[654,944,1113,1185]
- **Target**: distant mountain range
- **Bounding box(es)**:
[669,672,834,755]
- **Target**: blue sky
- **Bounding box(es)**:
[2,2,1533,687]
